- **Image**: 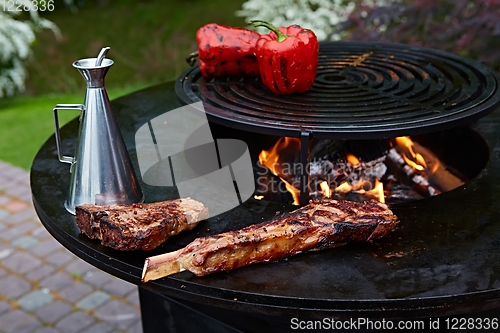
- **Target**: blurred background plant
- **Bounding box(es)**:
[5,0,500,98]
[340,0,500,70]
[237,0,500,70]
[0,0,247,169]
[1,0,500,170]
[0,0,60,97]
[236,0,356,40]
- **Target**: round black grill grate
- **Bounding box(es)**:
[176,41,500,139]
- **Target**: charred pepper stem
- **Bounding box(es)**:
[249,20,289,42]
[186,51,198,67]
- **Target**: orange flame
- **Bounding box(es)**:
[259,137,302,205]
[402,154,425,171]
[320,181,331,198]
[334,178,385,203]
[346,153,360,166]
[375,180,385,204]
[281,177,300,205]
[336,182,353,192]
[259,138,386,205]
[395,136,427,171]
[259,137,301,175]
[360,179,385,203]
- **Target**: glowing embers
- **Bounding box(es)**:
[255,136,466,205]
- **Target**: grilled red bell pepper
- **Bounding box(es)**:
[250,20,319,94]
[192,23,261,78]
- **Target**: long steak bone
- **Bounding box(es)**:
[75,198,209,251]
[142,199,398,281]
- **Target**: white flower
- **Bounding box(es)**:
[236,0,352,41]
[0,1,60,97]
[236,0,398,41]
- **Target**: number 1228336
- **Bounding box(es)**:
[2,0,55,12]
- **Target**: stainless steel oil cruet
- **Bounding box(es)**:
[53,47,143,214]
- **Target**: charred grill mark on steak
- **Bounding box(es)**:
[75,198,209,251]
[142,199,399,282]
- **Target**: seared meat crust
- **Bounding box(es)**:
[75,198,209,251]
[142,199,399,281]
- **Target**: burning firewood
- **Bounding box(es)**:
[305,140,390,203]
[386,148,441,197]
[391,137,464,193]
[254,134,465,205]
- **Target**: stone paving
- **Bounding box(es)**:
[0,161,143,333]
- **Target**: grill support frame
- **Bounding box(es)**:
[299,131,311,205]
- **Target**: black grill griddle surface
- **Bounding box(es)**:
[176,41,500,139]
[32,48,500,318]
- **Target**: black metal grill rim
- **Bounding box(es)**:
[31,80,500,319]
[175,41,500,139]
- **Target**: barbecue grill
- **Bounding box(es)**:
[31,42,500,332]
[177,41,500,205]
[177,41,500,138]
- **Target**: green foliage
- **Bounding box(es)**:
[26,0,247,95]
[0,86,139,170]
[0,1,60,97]
[0,0,246,170]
